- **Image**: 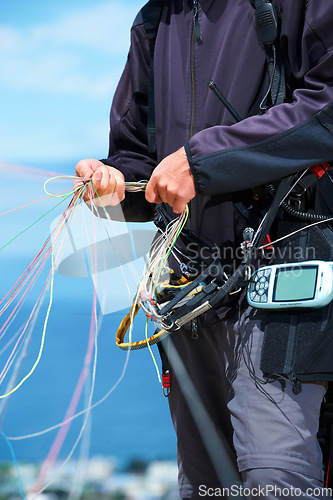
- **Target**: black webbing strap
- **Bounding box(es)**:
[140,0,165,155]
[256,174,296,247]
[158,256,224,316]
[207,264,248,310]
[254,0,286,107]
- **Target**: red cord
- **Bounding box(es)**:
[325,458,330,488]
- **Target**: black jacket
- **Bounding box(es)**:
[102,0,333,383]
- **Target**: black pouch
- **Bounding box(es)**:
[260,219,333,386]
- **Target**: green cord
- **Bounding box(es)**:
[90,181,110,219]
[0,186,85,253]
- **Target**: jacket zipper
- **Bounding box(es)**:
[190,21,196,138]
[190,1,201,339]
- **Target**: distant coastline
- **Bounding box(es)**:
[0,457,179,500]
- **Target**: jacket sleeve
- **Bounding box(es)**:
[101,19,157,221]
[186,0,333,196]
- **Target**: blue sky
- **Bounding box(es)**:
[0,0,145,258]
[0,0,143,168]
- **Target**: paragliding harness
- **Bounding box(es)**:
[133,166,333,335]
[121,0,333,483]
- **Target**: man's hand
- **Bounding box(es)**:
[75,159,125,207]
[145,147,196,213]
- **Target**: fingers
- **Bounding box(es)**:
[75,158,103,182]
[146,178,187,213]
[90,167,126,207]
[172,197,188,215]
[74,159,125,207]
[91,166,113,195]
[145,177,163,205]
[145,147,196,214]
[74,159,102,195]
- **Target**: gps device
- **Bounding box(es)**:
[247,260,333,309]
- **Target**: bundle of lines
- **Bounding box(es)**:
[0,179,100,498]
[116,204,189,350]
[0,185,85,400]
[0,177,150,398]
[0,175,190,497]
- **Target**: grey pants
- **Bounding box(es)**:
[167,308,332,499]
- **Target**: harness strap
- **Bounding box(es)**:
[158,256,223,316]
[254,0,286,108]
[256,174,296,247]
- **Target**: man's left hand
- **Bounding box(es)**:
[145,146,196,213]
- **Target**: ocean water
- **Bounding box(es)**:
[0,261,177,468]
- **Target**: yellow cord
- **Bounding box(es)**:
[0,250,55,399]
[43,175,85,198]
[145,318,162,384]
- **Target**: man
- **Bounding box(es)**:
[76,1,333,497]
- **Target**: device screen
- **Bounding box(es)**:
[273,265,318,302]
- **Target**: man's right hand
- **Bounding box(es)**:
[75,159,125,207]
